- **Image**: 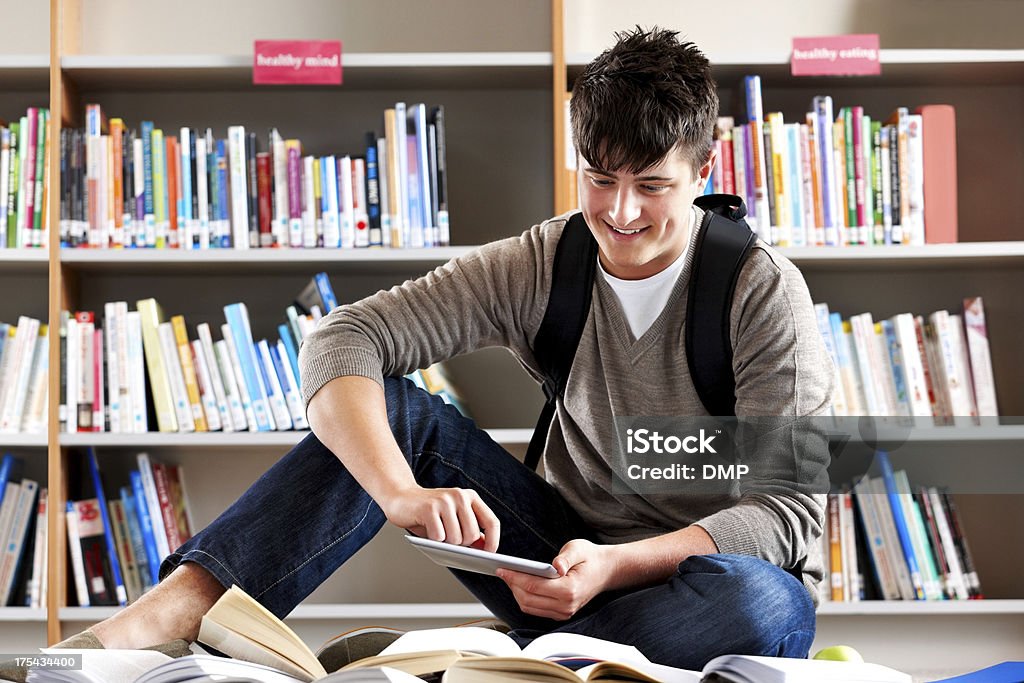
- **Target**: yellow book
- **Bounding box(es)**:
[170,314,208,432]
[383,108,403,247]
[135,298,177,432]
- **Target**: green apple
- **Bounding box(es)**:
[812,645,864,663]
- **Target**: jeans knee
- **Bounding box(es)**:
[678,554,815,657]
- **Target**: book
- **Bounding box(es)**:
[195,585,910,683]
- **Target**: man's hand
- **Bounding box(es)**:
[496,539,615,621]
[382,485,501,552]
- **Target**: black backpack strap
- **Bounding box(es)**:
[525,213,597,471]
[687,194,758,417]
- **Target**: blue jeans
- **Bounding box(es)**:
[162,377,815,670]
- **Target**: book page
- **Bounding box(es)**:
[36,649,172,683]
[378,627,521,658]
[521,632,649,667]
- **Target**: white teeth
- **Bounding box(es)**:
[611,227,643,235]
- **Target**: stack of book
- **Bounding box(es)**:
[60,102,449,251]
[711,76,957,248]
[814,297,998,423]
[0,453,45,608]
[0,316,49,435]
[66,448,194,606]
[0,108,51,249]
[821,452,982,604]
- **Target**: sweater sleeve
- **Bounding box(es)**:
[298,220,561,408]
[693,246,833,571]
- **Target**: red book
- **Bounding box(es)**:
[913,105,958,243]
[166,136,180,248]
[257,152,273,247]
[152,462,183,552]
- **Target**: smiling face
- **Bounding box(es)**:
[579,146,715,280]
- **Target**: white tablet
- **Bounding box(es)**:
[406,535,560,579]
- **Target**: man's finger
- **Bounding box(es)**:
[471,496,501,552]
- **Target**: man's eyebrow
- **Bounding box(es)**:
[583,167,674,182]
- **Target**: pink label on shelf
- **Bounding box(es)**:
[791,34,881,76]
[253,40,343,85]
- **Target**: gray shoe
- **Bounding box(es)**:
[316,627,405,673]
[0,628,193,682]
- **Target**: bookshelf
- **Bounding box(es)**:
[0,0,1014,677]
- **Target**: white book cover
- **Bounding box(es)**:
[395,102,412,248]
[76,316,95,432]
[0,481,22,596]
[321,155,340,248]
[65,315,79,433]
[962,297,999,422]
[848,314,883,416]
[191,339,223,432]
[275,339,308,430]
[840,492,860,602]
[0,327,14,423]
[352,157,370,248]
[136,453,171,562]
[113,302,132,432]
[929,310,975,425]
[65,501,90,606]
[213,339,246,432]
[195,135,209,249]
[93,327,106,432]
[338,155,355,249]
[0,316,41,432]
[104,302,122,434]
[869,477,916,600]
[0,128,9,237]
[0,478,38,603]
[125,311,148,433]
[852,477,900,600]
[949,314,979,424]
[219,330,258,432]
[271,129,289,248]
[408,103,434,246]
[905,114,925,246]
[835,321,866,416]
[256,339,292,431]
[891,314,932,419]
[22,326,49,434]
[197,324,235,432]
[813,304,846,416]
[157,323,195,433]
[226,126,250,250]
[179,127,193,249]
[28,490,47,608]
[301,156,317,249]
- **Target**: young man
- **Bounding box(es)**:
[67,27,831,670]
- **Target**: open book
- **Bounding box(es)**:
[192,585,910,683]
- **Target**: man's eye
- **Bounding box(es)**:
[642,185,668,193]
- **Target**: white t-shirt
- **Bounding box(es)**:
[598,205,699,340]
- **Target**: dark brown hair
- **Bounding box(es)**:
[570,26,718,176]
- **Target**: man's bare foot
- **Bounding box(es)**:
[90,562,225,648]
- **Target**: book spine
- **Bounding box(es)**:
[197,323,235,432]
[271,129,289,248]
[129,470,162,586]
[257,152,273,248]
[223,304,273,431]
[256,339,292,430]
[178,128,193,249]
[135,298,177,432]
[338,155,356,249]
[151,463,183,553]
[119,489,152,594]
[86,449,127,605]
[246,132,259,248]
[962,297,999,421]
[171,315,208,431]
[220,327,259,432]
[157,322,195,433]
[65,501,90,606]
[191,339,223,432]
[136,454,171,563]
[877,451,925,600]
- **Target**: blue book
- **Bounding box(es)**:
[86,449,127,606]
[278,323,300,385]
[120,487,152,591]
[877,450,926,600]
[216,139,231,248]
[130,470,162,586]
[140,121,155,219]
[224,303,273,431]
[931,662,1024,683]
[314,272,338,311]
[0,453,17,507]
[178,128,192,240]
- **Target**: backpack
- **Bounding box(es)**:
[524,194,757,471]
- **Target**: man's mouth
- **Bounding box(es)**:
[606,222,648,236]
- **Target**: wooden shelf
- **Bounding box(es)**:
[0,607,47,622]
[61,428,535,448]
[569,48,1024,87]
[0,248,49,274]
[61,52,553,91]
[0,55,49,89]
[59,246,471,274]
[0,434,48,448]
[817,599,1024,616]
[780,242,1024,270]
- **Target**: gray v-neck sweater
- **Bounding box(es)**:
[300,210,834,601]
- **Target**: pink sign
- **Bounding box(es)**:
[791,34,881,77]
[253,40,342,85]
